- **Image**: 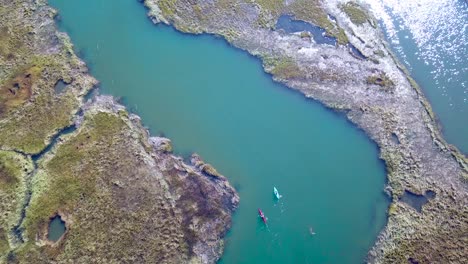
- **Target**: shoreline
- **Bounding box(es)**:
[142,0,467,262]
[1,0,465,263]
[0,1,238,262]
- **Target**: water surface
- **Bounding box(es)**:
[400,190,436,213]
[54,80,68,93]
[48,215,66,242]
[276,15,337,46]
[366,0,468,153]
[49,0,389,263]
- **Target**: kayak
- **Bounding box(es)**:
[258,208,267,224]
[309,227,316,236]
[273,187,282,199]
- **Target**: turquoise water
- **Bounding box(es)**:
[378,1,468,153]
[49,0,388,263]
[48,215,66,242]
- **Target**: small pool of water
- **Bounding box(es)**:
[400,190,436,212]
[48,215,66,242]
[54,79,68,93]
[275,15,368,60]
[349,44,367,59]
[275,15,337,46]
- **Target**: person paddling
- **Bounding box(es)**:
[258,208,267,224]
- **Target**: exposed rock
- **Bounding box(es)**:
[143,0,467,262]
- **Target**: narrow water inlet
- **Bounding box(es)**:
[12,124,78,243]
[47,215,66,242]
[31,124,77,161]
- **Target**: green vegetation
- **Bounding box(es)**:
[0,151,32,259]
[387,203,398,215]
[0,25,29,62]
[374,49,386,58]
[0,2,92,155]
[268,57,303,79]
[341,2,369,26]
[300,31,312,38]
[8,101,237,262]
[227,0,285,29]
[249,0,284,16]
[158,0,178,18]
[1,1,237,262]
[0,23,88,153]
[192,154,223,178]
[0,65,40,116]
[201,164,222,177]
[0,152,21,188]
[288,0,348,45]
[367,72,395,91]
[0,228,9,257]
[16,110,190,262]
[0,90,80,154]
[262,55,347,82]
[383,202,468,263]
[220,28,241,42]
[23,112,126,242]
[0,151,32,192]
[0,149,32,195]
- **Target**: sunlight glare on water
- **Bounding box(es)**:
[364,0,468,153]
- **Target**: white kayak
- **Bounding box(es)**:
[273,187,282,199]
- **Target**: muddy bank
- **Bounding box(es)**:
[143,0,467,262]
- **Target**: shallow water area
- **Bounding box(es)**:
[48,215,66,242]
[49,0,389,263]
